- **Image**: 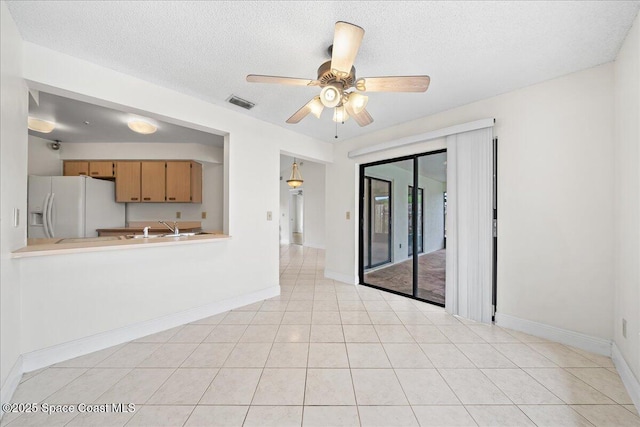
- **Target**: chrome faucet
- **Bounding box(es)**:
[143,226,150,238]
[159,221,179,236]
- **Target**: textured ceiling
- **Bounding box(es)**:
[7,1,640,143]
[29,92,224,146]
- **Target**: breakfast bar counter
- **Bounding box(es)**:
[12,232,230,258]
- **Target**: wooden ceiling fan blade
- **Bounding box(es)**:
[352,108,373,127]
[247,75,319,86]
[330,21,364,76]
[286,97,322,124]
[344,102,373,127]
[356,76,430,92]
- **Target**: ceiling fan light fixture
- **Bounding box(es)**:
[333,105,350,123]
[347,92,368,114]
[320,84,342,108]
[309,97,324,119]
[28,117,56,133]
[128,118,157,134]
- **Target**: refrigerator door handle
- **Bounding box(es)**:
[42,193,51,238]
[47,192,55,238]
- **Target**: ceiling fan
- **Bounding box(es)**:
[246,21,430,128]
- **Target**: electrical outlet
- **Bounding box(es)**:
[623,318,627,338]
[201,211,207,219]
[176,211,181,219]
[346,211,351,220]
[267,211,273,221]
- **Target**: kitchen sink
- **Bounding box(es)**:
[126,234,162,239]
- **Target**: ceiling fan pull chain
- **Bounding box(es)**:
[335,120,338,139]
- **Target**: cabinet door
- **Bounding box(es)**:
[64,161,89,176]
[115,162,141,202]
[141,161,166,202]
[166,161,191,202]
[191,161,202,203]
[89,161,115,178]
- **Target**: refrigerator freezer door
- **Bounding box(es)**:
[84,177,125,237]
[51,176,86,238]
[28,176,52,239]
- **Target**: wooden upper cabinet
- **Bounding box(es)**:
[115,162,141,202]
[191,161,202,203]
[165,161,191,202]
[141,161,166,202]
[89,161,115,178]
[64,161,89,176]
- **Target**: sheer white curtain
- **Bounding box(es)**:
[445,127,494,323]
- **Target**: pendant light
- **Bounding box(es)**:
[287,158,304,188]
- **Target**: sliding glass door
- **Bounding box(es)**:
[360,150,447,306]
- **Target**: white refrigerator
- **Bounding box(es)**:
[28,175,126,238]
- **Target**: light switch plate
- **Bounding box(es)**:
[201,211,207,219]
[267,211,273,221]
[176,211,181,219]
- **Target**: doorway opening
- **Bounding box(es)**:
[289,189,304,245]
[359,150,447,306]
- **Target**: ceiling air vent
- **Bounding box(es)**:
[227,95,255,110]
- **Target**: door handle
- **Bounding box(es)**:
[42,193,51,238]
[47,193,55,237]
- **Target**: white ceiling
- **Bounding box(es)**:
[29,92,224,146]
[8,1,639,143]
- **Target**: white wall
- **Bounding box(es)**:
[60,142,224,231]
[613,13,640,382]
[0,0,27,397]
[279,155,326,249]
[28,135,61,175]
[327,63,615,341]
[17,42,332,356]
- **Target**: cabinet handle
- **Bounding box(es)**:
[168,197,176,201]
[79,172,87,175]
[131,197,139,201]
[143,197,151,201]
[91,172,99,175]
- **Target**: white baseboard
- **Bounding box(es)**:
[612,342,640,411]
[0,356,23,418]
[495,312,612,356]
[324,269,357,285]
[21,286,280,373]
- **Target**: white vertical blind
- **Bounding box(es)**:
[445,127,494,323]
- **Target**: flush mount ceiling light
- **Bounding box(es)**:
[127,119,157,134]
[28,117,56,133]
[247,21,430,131]
[287,159,304,188]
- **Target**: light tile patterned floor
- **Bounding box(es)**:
[2,246,639,426]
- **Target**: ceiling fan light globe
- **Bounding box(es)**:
[320,85,342,108]
[348,93,369,114]
[309,97,324,119]
[333,106,350,123]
